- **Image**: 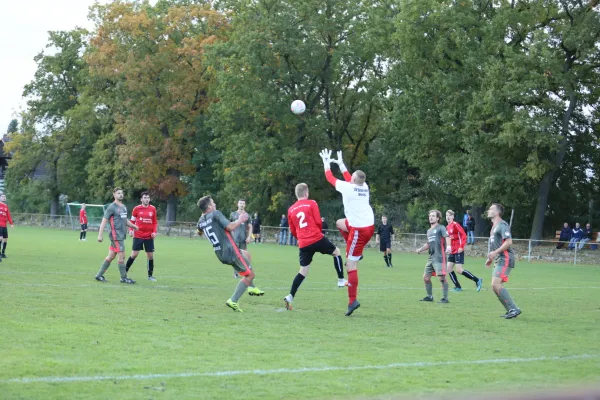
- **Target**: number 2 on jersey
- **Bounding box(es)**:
[297,212,308,228]
[203,226,220,246]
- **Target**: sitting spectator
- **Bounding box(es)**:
[556,222,571,249]
[568,222,583,250]
[578,223,593,250]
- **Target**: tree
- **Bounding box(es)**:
[208,0,395,221]
[6,119,18,135]
[388,0,600,238]
[86,0,228,223]
[7,29,95,215]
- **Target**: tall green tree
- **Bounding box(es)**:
[6,119,18,135]
[388,0,600,238]
[208,0,395,221]
[87,0,228,223]
[7,29,96,215]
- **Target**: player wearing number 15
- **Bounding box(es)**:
[283,183,345,311]
[197,196,265,313]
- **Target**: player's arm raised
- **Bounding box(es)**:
[333,150,352,182]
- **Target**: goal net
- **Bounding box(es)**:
[66,203,109,230]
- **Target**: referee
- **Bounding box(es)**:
[376,215,394,267]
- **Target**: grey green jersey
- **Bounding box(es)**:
[427,224,448,263]
[489,220,515,265]
[229,210,250,243]
[104,202,128,241]
[198,210,238,264]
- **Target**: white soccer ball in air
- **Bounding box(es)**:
[291,100,306,115]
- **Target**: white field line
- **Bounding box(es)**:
[2,354,597,384]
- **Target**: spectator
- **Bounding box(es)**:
[556,222,571,249]
[279,214,289,245]
[321,217,329,233]
[466,214,476,244]
[252,213,262,244]
[578,223,593,250]
[462,210,470,231]
[568,222,583,250]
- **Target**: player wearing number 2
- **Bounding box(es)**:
[283,183,345,311]
[197,195,264,313]
[320,149,375,316]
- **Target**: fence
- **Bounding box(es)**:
[11,213,600,265]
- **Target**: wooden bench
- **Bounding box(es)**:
[555,230,599,249]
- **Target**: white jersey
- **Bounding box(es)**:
[335,180,375,228]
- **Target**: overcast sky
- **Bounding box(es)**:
[0,0,113,135]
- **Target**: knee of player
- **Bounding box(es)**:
[332,247,341,256]
[438,275,447,283]
[423,274,431,283]
[335,219,347,230]
[491,282,502,292]
[147,253,154,260]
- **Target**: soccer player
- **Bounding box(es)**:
[79,203,88,241]
[376,215,394,267]
[125,192,158,281]
[485,203,521,319]
[320,149,375,316]
[416,210,450,303]
[0,193,14,260]
[251,212,262,243]
[95,187,139,284]
[230,199,252,250]
[283,183,345,310]
[197,195,264,312]
[230,199,252,278]
[445,210,483,292]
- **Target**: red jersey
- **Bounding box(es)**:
[446,221,467,254]
[79,209,88,224]
[288,199,323,248]
[130,204,158,239]
[0,203,13,227]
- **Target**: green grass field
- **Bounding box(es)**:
[0,227,599,399]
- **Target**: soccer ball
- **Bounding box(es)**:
[291,100,306,115]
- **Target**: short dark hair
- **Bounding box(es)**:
[238,199,246,203]
[113,187,122,193]
[492,203,504,216]
[197,196,213,212]
[141,191,150,198]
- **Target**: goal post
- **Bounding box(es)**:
[66,203,109,230]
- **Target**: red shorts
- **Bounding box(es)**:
[345,220,375,261]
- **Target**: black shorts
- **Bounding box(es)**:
[0,227,8,238]
[132,238,155,253]
[299,237,337,267]
[80,224,88,231]
[252,227,261,235]
[379,240,391,252]
[448,252,464,264]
